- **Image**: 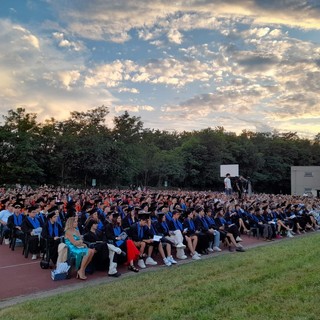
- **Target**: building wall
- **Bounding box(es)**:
[291,166,320,195]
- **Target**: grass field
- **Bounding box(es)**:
[1,233,320,320]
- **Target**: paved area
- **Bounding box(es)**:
[0,234,289,309]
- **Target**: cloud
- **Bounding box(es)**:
[114,105,155,113]
[52,32,84,51]
[45,0,320,47]
[118,87,139,94]
[0,19,116,123]
[12,24,40,49]
[21,34,40,49]
[167,29,183,44]
[58,70,81,90]
[1,1,320,140]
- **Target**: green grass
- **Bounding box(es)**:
[2,234,320,320]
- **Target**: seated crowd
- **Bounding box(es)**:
[1,186,320,280]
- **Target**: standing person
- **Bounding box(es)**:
[224,173,232,197]
[234,176,243,199]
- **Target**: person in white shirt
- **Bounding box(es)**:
[0,202,14,244]
[224,173,232,196]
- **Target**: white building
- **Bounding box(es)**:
[291,166,320,196]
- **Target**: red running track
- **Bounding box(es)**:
[0,235,265,303]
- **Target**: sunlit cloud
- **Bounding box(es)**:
[114,105,155,113]
[0,1,320,138]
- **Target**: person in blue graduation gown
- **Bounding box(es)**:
[7,203,25,247]
[129,212,158,268]
[21,205,44,259]
[168,210,201,260]
[41,208,64,265]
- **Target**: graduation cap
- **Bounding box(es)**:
[27,205,38,212]
[112,212,120,219]
[94,198,103,204]
[48,206,58,213]
[285,204,292,210]
[87,207,97,215]
[157,205,166,212]
[86,219,98,230]
[13,203,23,209]
[138,211,150,220]
[171,210,181,216]
[173,205,183,212]
[156,211,165,219]
[36,197,45,204]
[55,201,64,206]
[1,197,10,204]
[140,202,149,209]
[82,202,93,211]
[213,200,220,208]
[47,211,58,219]
[195,206,204,213]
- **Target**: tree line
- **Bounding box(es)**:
[0,106,320,194]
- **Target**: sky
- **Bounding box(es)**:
[0,0,320,138]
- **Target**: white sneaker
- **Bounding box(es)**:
[177,254,187,260]
[31,254,37,260]
[138,259,146,269]
[287,231,294,238]
[213,246,222,252]
[236,236,243,242]
[168,256,177,264]
[163,257,172,266]
[192,253,201,260]
[4,238,9,245]
[176,243,186,249]
[145,257,157,265]
[207,247,214,252]
[194,251,201,257]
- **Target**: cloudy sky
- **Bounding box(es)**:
[1,0,320,138]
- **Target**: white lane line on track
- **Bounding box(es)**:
[0,261,39,269]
